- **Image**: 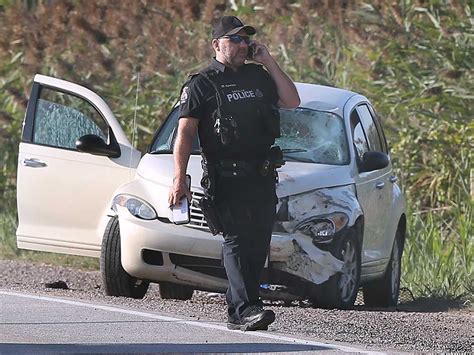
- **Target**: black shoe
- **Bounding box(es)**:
[239,306,275,331]
[227,316,241,330]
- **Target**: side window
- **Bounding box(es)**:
[356,104,383,152]
[33,87,108,150]
[350,110,369,161]
[367,104,388,153]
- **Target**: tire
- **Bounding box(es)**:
[363,228,403,307]
[100,216,149,299]
[311,229,361,309]
[159,282,194,300]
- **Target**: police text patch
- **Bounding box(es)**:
[226,89,260,103]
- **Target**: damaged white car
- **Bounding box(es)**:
[16,74,406,309]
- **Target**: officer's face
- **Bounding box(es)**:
[214,30,250,68]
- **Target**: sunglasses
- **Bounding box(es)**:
[220,34,251,44]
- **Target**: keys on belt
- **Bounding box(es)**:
[259,160,271,176]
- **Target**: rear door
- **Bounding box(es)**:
[16,74,141,257]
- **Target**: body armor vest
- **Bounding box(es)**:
[195,66,280,161]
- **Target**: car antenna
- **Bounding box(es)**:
[130,71,140,179]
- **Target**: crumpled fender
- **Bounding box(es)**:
[270,233,344,284]
[269,184,362,284]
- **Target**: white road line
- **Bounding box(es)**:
[0,290,384,354]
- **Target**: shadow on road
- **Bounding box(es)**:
[0,342,328,353]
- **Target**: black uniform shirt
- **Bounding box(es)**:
[179,58,278,161]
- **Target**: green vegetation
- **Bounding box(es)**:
[403,204,472,300]
[0,1,472,301]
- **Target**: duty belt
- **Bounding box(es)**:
[216,159,273,178]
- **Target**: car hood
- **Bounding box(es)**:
[137,154,353,197]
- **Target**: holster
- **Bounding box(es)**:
[268,145,285,168]
[200,155,223,235]
[197,196,222,236]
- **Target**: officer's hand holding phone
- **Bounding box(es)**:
[247,40,272,64]
[168,174,192,224]
[168,175,192,208]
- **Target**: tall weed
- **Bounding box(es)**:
[403,202,473,299]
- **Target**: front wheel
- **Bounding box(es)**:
[310,229,361,309]
[100,216,149,299]
[363,228,403,307]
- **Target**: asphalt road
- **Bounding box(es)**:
[0,290,379,354]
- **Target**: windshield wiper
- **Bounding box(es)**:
[284,156,314,163]
[149,149,201,155]
[281,148,308,153]
[149,149,173,154]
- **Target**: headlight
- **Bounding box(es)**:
[112,194,157,220]
[296,212,349,243]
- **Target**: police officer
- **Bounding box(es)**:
[169,16,300,331]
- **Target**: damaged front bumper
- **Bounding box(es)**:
[269,232,344,285]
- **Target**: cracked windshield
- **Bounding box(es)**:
[277,108,349,165]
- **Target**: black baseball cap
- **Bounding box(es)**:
[212,16,256,39]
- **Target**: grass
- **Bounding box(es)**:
[401,202,473,302]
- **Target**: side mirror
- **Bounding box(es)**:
[359,151,389,173]
[76,133,121,158]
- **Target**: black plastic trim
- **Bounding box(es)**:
[23,82,41,143]
[142,249,164,266]
[169,253,226,279]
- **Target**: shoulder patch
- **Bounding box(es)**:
[180,86,190,104]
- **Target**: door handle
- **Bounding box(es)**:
[21,158,47,168]
[389,175,398,183]
[375,181,385,189]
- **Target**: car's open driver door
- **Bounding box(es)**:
[16,74,141,257]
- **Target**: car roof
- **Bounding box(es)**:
[294,83,359,116]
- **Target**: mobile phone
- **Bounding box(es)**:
[170,174,191,225]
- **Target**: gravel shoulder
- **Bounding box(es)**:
[1,259,472,352]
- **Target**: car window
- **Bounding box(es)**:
[355,104,382,152]
[350,110,369,161]
[33,87,108,150]
[276,108,350,165]
[367,104,388,153]
[149,107,199,153]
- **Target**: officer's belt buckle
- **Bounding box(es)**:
[217,160,246,177]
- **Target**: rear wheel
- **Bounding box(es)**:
[100,216,149,299]
[311,229,361,309]
[363,228,403,307]
[159,282,194,300]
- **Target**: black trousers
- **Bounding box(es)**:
[214,173,277,320]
